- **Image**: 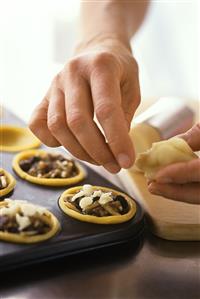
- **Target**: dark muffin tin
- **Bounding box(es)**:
[0,109,144,271]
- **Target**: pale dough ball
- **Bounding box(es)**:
[135,137,198,180]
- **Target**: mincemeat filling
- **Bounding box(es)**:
[66,193,129,217]
[0,214,50,235]
[19,153,78,179]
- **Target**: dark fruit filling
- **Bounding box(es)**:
[19,153,78,179]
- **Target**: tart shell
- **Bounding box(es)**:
[0,168,16,198]
[0,125,41,152]
[0,201,60,244]
[59,186,137,224]
[12,149,86,186]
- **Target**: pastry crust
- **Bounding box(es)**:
[12,149,86,186]
[0,168,16,198]
[0,125,41,152]
[135,137,198,180]
[0,200,60,243]
[59,186,137,224]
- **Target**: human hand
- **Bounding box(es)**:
[148,123,200,204]
[29,37,140,173]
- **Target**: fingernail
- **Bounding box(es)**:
[117,153,132,169]
[148,183,154,192]
[104,162,120,174]
[156,177,172,183]
[147,179,153,185]
[148,184,161,195]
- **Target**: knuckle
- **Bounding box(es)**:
[92,52,115,69]
[48,114,63,133]
[52,72,62,86]
[29,119,60,147]
[67,112,85,132]
[28,119,39,134]
[66,58,81,74]
[95,102,116,122]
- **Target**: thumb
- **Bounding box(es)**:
[179,123,200,151]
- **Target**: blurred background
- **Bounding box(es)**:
[0,0,199,122]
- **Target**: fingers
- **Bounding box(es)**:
[155,159,200,184]
[30,51,139,173]
[47,87,97,165]
[121,63,141,130]
[64,74,120,173]
[29,98,60,147]
[179,123,200,151]
[90,61,135,169]
[148,181,200,205]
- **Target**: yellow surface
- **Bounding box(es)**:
[12,149,86,186]
[0,201,60,244]
[59,186,137,224]
[0,125,41,152]
[0,168,16,198]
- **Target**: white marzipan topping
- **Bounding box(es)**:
[70,185,114,211]
[0,199,47,217]
[0,204,19,216]
[1,176,7,188]
[92,190,102,198]
[16,213,31,231]
[21,203,46,217]
[82,184,93,196]
[79,197,94,211]
[71,190,85,202]
[0,199,48,231]
[99,193,113,205]
[71,185,94,202]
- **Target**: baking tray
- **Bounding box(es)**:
[0,109,144,272]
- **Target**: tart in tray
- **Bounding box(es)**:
[59,184,137,224]
[0,168,16,198]
[12,149,86,186]
[0,199,60,243]
[0,125,41,152]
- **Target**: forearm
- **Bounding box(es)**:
[79,0,150,49]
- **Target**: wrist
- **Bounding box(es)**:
[74,33,132,56]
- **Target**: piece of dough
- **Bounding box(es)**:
[0,168,16,198]
[12,149,86,186]
[59,185,137,224]
[135,137,198,180]
[0,125,41,152]
[0,199,60,243]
